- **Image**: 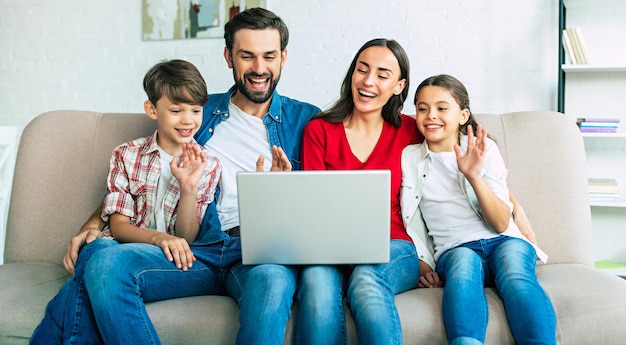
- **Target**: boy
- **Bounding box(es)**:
[100,59,221,269]
[30,59,220,344]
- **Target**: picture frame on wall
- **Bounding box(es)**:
[142,0,268,41]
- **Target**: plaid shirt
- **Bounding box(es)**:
[101,131,220,237]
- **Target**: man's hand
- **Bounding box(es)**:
[63,229,100,274]
[256,145,292,172]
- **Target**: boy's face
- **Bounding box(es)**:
[144,95,203,156]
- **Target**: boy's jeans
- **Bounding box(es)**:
[30,238,118,345]
[33,236,297,345]
[84,236,297,345]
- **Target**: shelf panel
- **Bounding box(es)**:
[562,65,626,73]
[564,0,626,9]
[582,133,626,139]
[590,200,626,208]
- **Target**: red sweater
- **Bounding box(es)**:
[301,114,423,241]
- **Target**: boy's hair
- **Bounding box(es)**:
[315,38,410,128]
[224,7,289,52]
[143,59,208,106]
[414,74,479,137]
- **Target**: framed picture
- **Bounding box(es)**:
[142,0,268,41]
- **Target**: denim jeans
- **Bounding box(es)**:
[436,236,556,345]
[296,240,419,345]
[296,265,347,345]
[30,238,119,345]
[82,236,297,345]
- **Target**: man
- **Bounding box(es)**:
[57,7,320,345]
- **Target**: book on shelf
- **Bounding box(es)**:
[562,29,577,64]
[589,177,618,185]
[589,193,620,203]
[580,127,618,133]
[588,178,619,202]
[595,260,626,278]
[563,27,589,65]
[576,117,620,133]
[573,27,590,64]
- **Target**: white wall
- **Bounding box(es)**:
[0,0,559,132]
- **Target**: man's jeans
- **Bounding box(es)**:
[296,239,419,345]
[436,236,556,345]
[30,238,118,345]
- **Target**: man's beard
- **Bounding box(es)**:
[233,71,280,104]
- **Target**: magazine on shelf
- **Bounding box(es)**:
[576,117,620,133]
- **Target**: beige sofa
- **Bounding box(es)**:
[1,110,626,344]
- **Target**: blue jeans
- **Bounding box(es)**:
[30,238,119,345]
[296,240,419,345]
[436,236,556,345]
[79,236,295,345]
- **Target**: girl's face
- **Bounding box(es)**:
[415,85,469,152]
[350,46,405,116]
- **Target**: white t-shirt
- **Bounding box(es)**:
[151,147,173,233]
[419,151,497,256]
[204,103,272,230]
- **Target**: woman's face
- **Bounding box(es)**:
[350,46,405,116]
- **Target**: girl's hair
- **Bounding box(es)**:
[224,7,289,52]
[315,38,410,128]
[143,59,208,106]
[414,74,479,136]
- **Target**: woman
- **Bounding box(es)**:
[297,38,427,345]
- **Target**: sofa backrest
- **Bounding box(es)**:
[4,110,593,266]
[474,111,593,266]
[5,111,155,263]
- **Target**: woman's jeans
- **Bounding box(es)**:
[296,239,419,345]
[32,236,297,345]
[436,236,556,345]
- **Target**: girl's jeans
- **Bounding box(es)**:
[436,236,556,345]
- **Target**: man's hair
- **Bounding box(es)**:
[143,59,208,106]
[224,7,289,52]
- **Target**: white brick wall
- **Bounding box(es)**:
[0,0,559,131]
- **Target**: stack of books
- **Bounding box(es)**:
[595,260,626,278]
[588,177,619,203]
[562,27,589,64]
[576,117,620,134]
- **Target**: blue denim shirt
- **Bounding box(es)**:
[193,86,321,244]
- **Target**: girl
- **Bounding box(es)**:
[402,74,556,345]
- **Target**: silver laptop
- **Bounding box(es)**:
[236,170,391,265]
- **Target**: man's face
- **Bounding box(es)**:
[225,28,287,104]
